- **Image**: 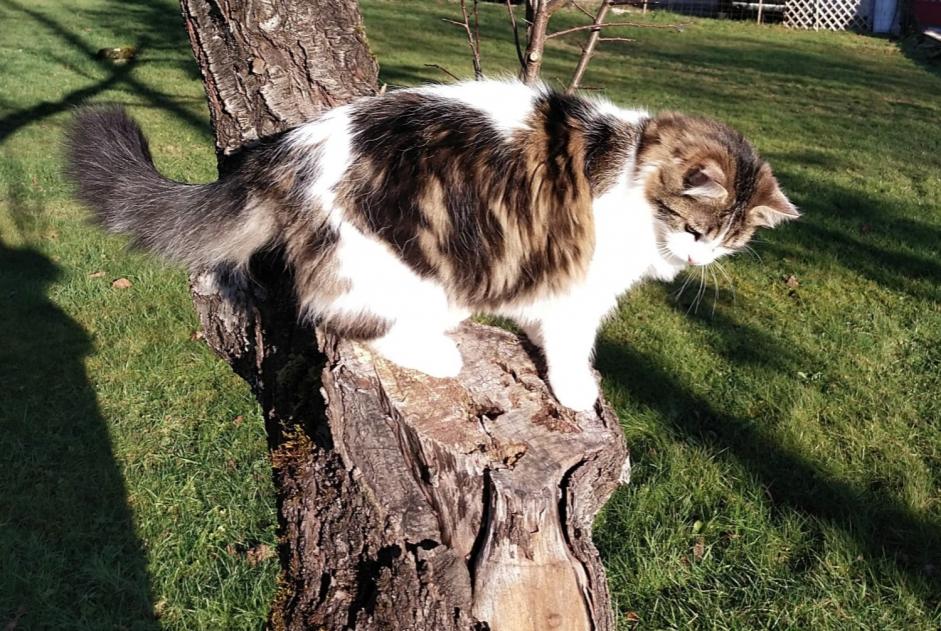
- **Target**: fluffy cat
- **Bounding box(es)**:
[66,80,798,411]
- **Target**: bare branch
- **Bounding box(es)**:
[473,0,482,69]
[520,0,556,84]
[459,0,483,80]
[566,0,611,94]
[570,0,597,19]
[425,63,461,82]
[506,0,525,71]
[598,36,636,42]
[548,20,683,39]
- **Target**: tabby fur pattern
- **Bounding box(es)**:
[66,80,798,410]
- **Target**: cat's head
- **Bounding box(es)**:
[638,113,798,267]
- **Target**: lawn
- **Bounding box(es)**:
[1,0,940,629]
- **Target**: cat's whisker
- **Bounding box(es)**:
[696,267,708,314]
[713,260,736,305]
[710,266,719,317]
[688,266,705,314]
[742,245,763,262]
[673,269,696,301]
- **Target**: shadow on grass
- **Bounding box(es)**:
[0,0,208,145]
[0,239,157,627]
[596,316,941,607]
[898,33,941,82]
[596,169,941,606]
[766,169,941,303]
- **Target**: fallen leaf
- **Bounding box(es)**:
[190,329,205,341]
[784,274,800,289]
[4,606,27,631]
[153,599,167,619]
[111,277,133,289]
[233,415,244,427]
[692,536,705,561]
[88,271,105,278]
[245,543,275,566]
[96,46,137,63]
[225,543,237,557]
[625,611,641,626]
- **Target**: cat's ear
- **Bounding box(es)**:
[682,161,728,201]
[752,189,800,228]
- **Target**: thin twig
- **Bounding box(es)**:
[425,64,461,82]
[598,36,636,42]
[459,0,483,80]
[506,0,525,71]
[570,0,597,19]
[548,20,683,38]
[473,0,481,73]
[566,0,612,94]
[520,0,555,84]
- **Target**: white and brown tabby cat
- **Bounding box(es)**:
[66,80,798,411]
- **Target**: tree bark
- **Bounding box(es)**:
[178,1,630,629]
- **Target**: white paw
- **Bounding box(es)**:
[412,336,463,378]
[549,369,599,411]
[372,333,463,378]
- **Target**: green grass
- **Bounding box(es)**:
[1,0,940,628]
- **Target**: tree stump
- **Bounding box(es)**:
[180,1,630,628]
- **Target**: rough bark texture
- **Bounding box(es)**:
[180,0,379,158]
[179,1,630,629]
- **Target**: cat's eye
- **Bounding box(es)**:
[684,224,702,241]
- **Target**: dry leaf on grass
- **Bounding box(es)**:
[245,543,275,566]
[111,277,133,289]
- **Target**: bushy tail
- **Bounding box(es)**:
[65,106,277,268]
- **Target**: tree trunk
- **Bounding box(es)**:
[178,1,630,629]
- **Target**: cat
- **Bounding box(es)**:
[65,79,798,411]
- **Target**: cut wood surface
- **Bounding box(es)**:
[180,0,631,628]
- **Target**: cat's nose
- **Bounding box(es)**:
[687,255,696,265]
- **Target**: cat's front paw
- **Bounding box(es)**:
[549,369,599,411]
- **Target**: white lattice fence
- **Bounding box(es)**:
[785,0,873,30]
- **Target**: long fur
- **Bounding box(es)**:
[65,80,797,410]
[65,106,280,268]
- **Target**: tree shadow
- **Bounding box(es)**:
[0,236,158,627]
[596,310,941,606]
[595,158,941,604]
[897,33,941,82]
[763,169,941,303]
[0,0,209,145]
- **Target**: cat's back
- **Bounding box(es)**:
[288,79,644,307]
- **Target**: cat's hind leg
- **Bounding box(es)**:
[323,221,466,377]
[370,324,463,378]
